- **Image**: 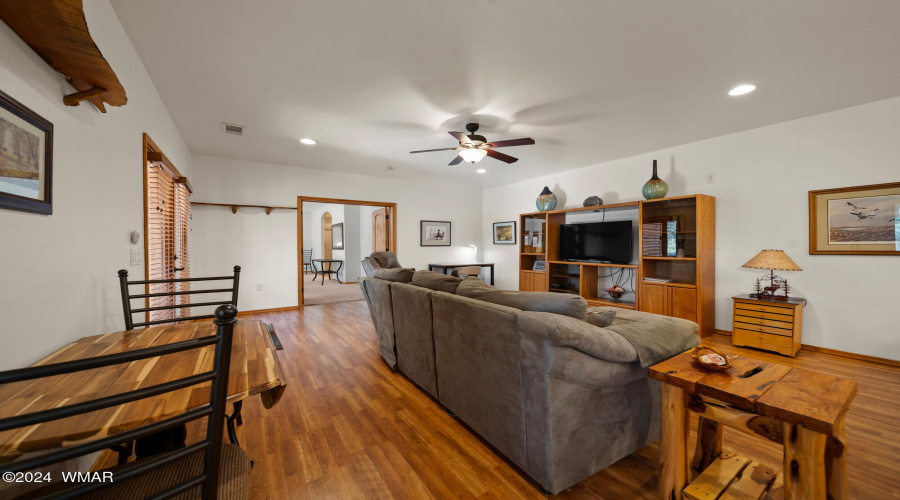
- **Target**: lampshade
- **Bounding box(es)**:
[742,250,802,271]
[459,148,487,163]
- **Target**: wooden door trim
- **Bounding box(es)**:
[297,196,397,306]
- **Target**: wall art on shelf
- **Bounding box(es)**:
[493,221,516,244]
[420,220,451,246]
[532,260,546,271]
[809,182,900,255]
[331,222,344,250]
[641,159,668,200]
[0,90,53,214]
[535,186,557,211]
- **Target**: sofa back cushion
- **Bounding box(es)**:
[456,278,588,320]
[431,293,528,470]
[370,251,401,269]
[390,283,439,399]
[412,270,463,294]
[374,267,415,283]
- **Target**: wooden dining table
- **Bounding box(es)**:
[0,320,286,463]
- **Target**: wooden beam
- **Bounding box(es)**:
[687,394,783,444]
[659,384,690,500]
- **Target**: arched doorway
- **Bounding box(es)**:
[322,212,333,259]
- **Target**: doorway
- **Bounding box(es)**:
[322,212,333,259]
[298,197,397,306]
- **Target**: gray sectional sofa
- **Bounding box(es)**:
[359,269,699,494]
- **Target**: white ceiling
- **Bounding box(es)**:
[110,0,900,188]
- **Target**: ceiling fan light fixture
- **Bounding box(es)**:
[459,148,487,163]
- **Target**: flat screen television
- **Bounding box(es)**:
[559,221,633,263]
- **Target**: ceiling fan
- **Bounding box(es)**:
[410,123,535,165]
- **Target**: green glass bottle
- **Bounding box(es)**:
[642,160,668,200]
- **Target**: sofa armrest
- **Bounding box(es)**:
[517,311,638,363]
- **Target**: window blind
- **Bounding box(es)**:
[146,162,191,323]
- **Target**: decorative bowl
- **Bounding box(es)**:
[690,346,733,372]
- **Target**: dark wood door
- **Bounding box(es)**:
[373,208,388,252]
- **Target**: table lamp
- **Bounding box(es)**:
[742,250,802,300]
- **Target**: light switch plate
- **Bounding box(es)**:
[130,248,143,266]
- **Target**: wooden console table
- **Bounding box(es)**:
[649,350,857,500]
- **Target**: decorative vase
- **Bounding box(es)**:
[642,160,668,200]
[583,195,603,207]
[535,186,558,211]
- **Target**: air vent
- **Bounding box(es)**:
[221,122,245,136]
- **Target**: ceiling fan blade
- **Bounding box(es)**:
[449,131,473,145]
[487,138,535,148]
[486,149,518,164]
[410,147,463,154]
[448,155,464,166]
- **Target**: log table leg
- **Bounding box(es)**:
[784,422,828,500]
[659,384,690,500]
[826,418,849,500]
[690,416,723,479]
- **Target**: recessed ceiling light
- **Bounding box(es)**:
[300,138,317,145]
[728,84,756,96]
[476,169,487,174]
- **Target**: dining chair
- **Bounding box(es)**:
[302,249,313,274]
[118,267,246,453]
[0,305,250,500]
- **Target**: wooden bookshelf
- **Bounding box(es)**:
[518,194,715,336]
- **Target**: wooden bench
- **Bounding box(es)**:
[649,350,857,499]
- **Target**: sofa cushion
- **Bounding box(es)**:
[411,270,463,294]
[374,267,415,283]
[456,278,587,320]
[371,251,400,269]
[585,309,616,328]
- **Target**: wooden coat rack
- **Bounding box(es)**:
[191,202,297,215]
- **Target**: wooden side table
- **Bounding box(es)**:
[732,294,806,357]
[649,350,857,500]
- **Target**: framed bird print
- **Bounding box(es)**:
[809,182,900,255]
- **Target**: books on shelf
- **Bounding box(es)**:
[642,277,675,283]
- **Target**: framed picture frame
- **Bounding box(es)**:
[809,182,900,255]
[0,90,53,214]
[331,222,344,250]
[493,221,516,244]
[420,220,451,246]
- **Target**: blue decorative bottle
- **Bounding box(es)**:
[535,186,557,211]
[642,160,668,200]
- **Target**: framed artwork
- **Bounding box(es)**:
[809,182,900,255]
[420,220,451,246]
[493,221,516,244]
[331,222,344,250]
[0,90,53,214]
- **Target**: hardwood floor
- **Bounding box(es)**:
[186,301,900,499]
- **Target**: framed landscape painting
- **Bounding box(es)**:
[0,90,53,214]
[420,220,451,246]
[493,221,516,244]
[809,182,900,255]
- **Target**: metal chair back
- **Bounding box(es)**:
[119,266,241,330]
[0,305,239,500]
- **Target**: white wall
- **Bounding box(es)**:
[484,96,900,360]
[0,0,191,370]
[191,155,483,312]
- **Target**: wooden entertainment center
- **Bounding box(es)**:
[519,194,716,337]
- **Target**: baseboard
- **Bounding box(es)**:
[236,306,300,316]
[713,329,900,368]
